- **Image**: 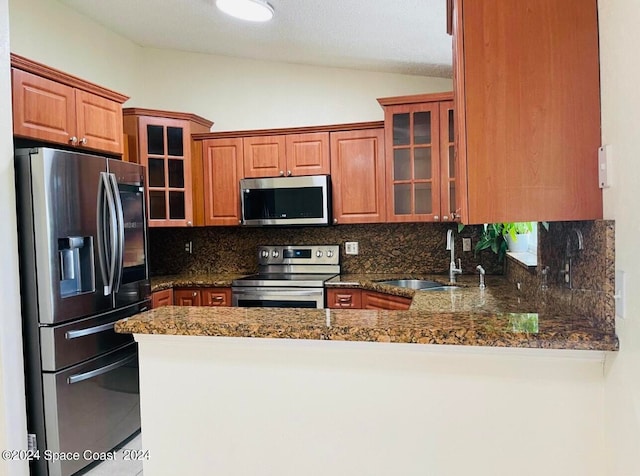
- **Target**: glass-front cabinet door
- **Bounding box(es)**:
[378,93,457,223]
[384,102,441,222]
[439,101,457,221]
[139,117,192,227]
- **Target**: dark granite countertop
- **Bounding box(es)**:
[151,274,246,291]
[123,273,618,351]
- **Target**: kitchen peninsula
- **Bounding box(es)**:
[116,273,616,476]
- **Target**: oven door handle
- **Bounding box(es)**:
[233,289,323,296]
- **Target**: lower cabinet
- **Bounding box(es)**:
[151,289,174,309]
[361,290,412,310]
[326,288,411,310]
[173,288,232,307]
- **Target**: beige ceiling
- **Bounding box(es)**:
[60,0,453,77]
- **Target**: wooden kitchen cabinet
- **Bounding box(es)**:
[378,93,455,223]
[449,0,602,223]
[326,288,411,310]
[173,288,202,306]
[361,290,412,310]
[201,138,244,226]
[151,289,174,309]
[243,132,329,178]
[201,288,232,307]
[326,288,362,309]
[330,128,386,224]
[11,54,128,155]
[173,288,231,307]
[123,108,213,227]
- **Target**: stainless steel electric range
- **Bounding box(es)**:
[232,245,340,309]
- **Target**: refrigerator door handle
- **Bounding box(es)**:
[109,173,125,293]
[97,172,118,296]
[67,352,137,385]
[65,321,115,340]
[96,173,109,295]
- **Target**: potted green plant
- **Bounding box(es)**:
[475,222,533,260]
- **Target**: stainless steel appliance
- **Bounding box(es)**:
[240,175,331,226]
[14,147,149,476]
[232,245,340,308]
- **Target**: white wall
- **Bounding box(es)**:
[8,0,140,97]
[134,48,452,130]
[137,336,607,476]
[599,0,640,474]
[0,0,29,474]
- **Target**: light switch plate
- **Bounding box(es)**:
[462,238,472,252]
[345,242,359,255]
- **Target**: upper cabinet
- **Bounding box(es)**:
[330,128,386,224]
[378,93,457,223]
[202,138,244,226]
[243,132,330,178]
[123,108,213,227]
[11,54,128,155]
[449,0,602,224]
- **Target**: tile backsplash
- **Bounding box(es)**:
[149,223,503,276]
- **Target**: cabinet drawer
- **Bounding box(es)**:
[202,288,232,307]
[326,288,362,309]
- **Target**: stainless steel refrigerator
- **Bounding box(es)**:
[14,147,151,476]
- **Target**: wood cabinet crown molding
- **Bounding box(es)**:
[377,92,453,107]
[192,121,384,141]
[123,107,213,130]
[10,53,129,104]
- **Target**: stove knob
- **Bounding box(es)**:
[261,250,269,259]
[316,250,323,258]
[327,250,334,258]
[272,250,280,258]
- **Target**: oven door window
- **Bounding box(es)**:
[237,299,318,308]
[232,288,324,309]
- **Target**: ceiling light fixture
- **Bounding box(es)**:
[215,0,274,22]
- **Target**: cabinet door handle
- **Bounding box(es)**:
[434,215,439,221]
[338,296,352,302]
[69,136,78,145]
[192,292,198,297]
[333,218,338,224]
[79,137,87,145]
[279,170,285,176]
[287,170,292,176]
[187,221,193,226]
[443,215,449,221]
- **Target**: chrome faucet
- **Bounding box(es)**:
[476,265,486,289]
[446,229,462,283]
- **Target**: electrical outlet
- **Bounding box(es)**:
[185,241,193,254]
[345,242,359,255]
[462,237,472,252]
[616,270,626,318]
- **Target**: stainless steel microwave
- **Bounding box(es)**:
[240,175,331,226]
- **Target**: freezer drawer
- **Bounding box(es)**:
[41,343,140,476]
[39,302,146,372]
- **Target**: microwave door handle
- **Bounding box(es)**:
[109,173,125,293]
[102,173,118,296]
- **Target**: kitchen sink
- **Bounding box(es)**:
[378,279,459,291]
